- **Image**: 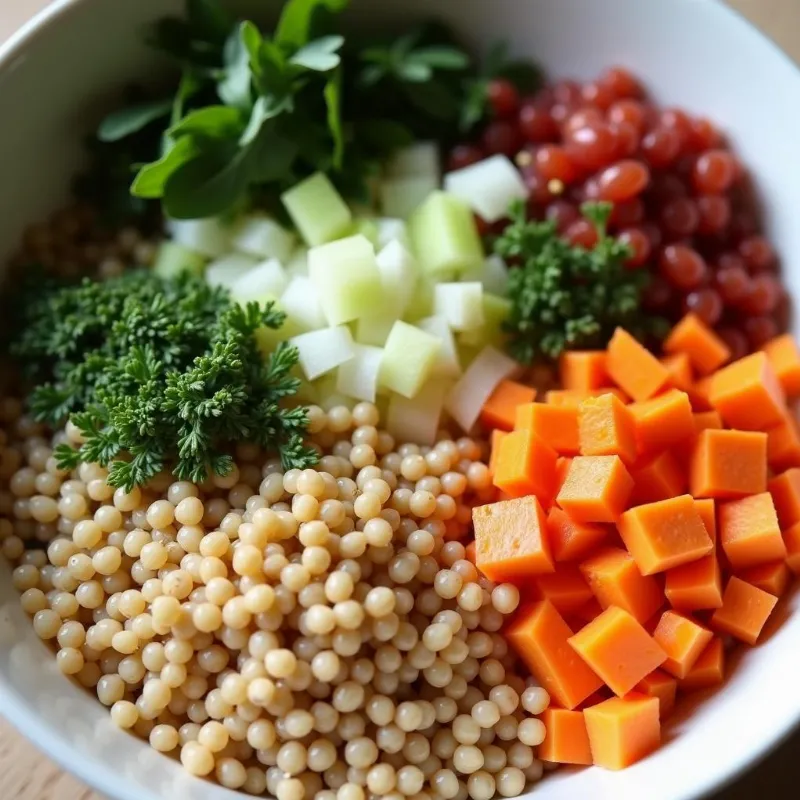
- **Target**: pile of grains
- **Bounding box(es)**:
[0,396,551,800]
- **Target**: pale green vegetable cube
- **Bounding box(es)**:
[386,142,440,180]
[356,314,396,347]
[337,344,384,403]
[281,172,353,246]
[349,218,380,248]
[232,214,297,262]
[381,175,440,220]
[290,325,355,381]
[434,282,485,331]
[152,241,206,279]
[308,235,384,326]
[386,379,451,446]
[458,293,512,349]
[379,321,441,399]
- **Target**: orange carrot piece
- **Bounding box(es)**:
[675,410,724,464]
[664,554,723,611]
[547,506,608,562]
[710,576,778,645]
[687,375,714,412]
[546,388,629,407]
[719,492,786,570]
[769,468,800,528]
[573,597,604,625]
[709,351,786,431]
[634,670,677,719]
[579,547,663,624]
[618,495,714,575]
[506,600,603,709]
[652,610,714,680]
[629,389,695,456]
[763,334,800,397]
[583,694,660,770]
[689,429,768,499]
[488,429,507,476]
[765,411,800,471]
[680,637,725,692]
[534,565,594,614]
[480,380,536,431]
[473,496,554,581]
[661,352,693,392]
[607,328,671,401]
[492,430,558,500]
[631,450,686,505]
[515,402,579,456]
[569,606,667,697]
[663,313,730,375]
[539,708,593,765]
[557,456,634,523]
[785,521,800,576]
[739,560,790,597]
[578,393,638,465]
[559,351,610,393]
[694,498,717,544]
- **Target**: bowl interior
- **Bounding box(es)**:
[1,1,800,799]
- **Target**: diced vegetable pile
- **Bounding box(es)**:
[470,313,800,770]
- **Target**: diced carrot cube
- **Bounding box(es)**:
[492,430,558,500]
[534,564,594,614]
[584,694,661,770]
[473,496,554,581]
[740,560,790,597]
[555,456,572,490]
[559,351,610,393]
[709,351,786,431]
[680,637,725,692]
[687,375,714,412]
[634,670,677,719]
[481,380,536,431]
[539,708,593,765]
[675,410,724,466]
[665,554,723,611]
[694,498,717,544]
[652,610,714,680]
[711,576,778,645]
[663,313,730,375]
[488,429,507,476]
[546,388,629,407]
[546,507,608,562]
[569,607,667,697]
[506,600,603,709]
[661,352,693,392]
[607,328,671,401]
[578,393,638,465]
[557,456,634,523]
[515,402,579,456]
[768,467,800,528]
[689,429,768,499]
[579,546,663,624]
[629,389,695,455]
[763,334,800,397]
[618,495,714,575]
[631,450,686,505]
[765,411,800,471]
[785,521,800,575]
[719,492,785,570]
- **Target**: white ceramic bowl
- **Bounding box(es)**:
[1,1,800,798]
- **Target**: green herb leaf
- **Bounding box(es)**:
[406,46,469,70]
[397,61,432,83]
[290,35,344,72]
[248,124,299,182]
[217,25,253,108]
[131,135,199,199]
[275,0,350,48]
[169,105,244,139]
[97,99,173,143]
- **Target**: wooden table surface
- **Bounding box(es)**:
[1,0,799,797]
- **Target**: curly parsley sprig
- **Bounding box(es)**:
[11,271,315,491]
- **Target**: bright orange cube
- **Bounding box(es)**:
[690,429,768,499]
[557,456,634,523]
[631,450,686,505]
[480,380,536,431]
[652,610,714,680]
[763,334,800,397]
[578,393,638,465]
[630,389,695,456]
[634,669,677,719]
[559,351,610,393]
[664,554,723,611]
[539,708,593,765]
[515,402,579,456]
[607,328,671,401]
[719,492,785,570]
[740,560,791,597]
[663,313,730,376]
[680,637,725,692]
[768,467,800,528]
[710,576,778,645]
[492,430,558,500]
[546,506,608,563]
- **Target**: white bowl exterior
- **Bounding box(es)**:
[1,1,800,799]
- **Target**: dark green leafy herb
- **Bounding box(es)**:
[11,272,315,491]
[497,201,667,364]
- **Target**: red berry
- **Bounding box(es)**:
[743,273,781,315]
[659,244,707,290]
[660,197,700,239]
[565,219,599,249]
[600,67,641,100]
[683,288,723,326]
[581,80,615,110]
[597,160,650,202]
[482,120,522,157]
[641,275,674,312]
[692,150,737,194]
[696,195,731,235]
[608,99,647,131]
[714,263,750,305]
[564,123,616,170]
[487,79,520,118]
[640,127,681,168]
[518,103,559,143]
[738,236,776,273]
[535,145,580,183]
[609,198,645,228]
[618,227,651,268]
[545,201,580,233]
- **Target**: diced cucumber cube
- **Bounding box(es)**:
[379,321,441,399]
[403,275,439,323]
[386,141,440,180]
[408,191,484,276]
[349,218,380,248]
[167,216,231,258]
[462,254,510,297]
[387,379,451,446]
[381,175,440,220]
[417,315,462,378]
[152,241,206,279]
[377,240,418,318]
[459,293,512,349]
[356,314,396,347]
[434,282,485,331]
[443,154,528,223]
[337,344,384,403]
[231,214,297,262]
[308,235,384,326]
[281,172,352,246]
[376,218,410,250]
[286,248,309,278]
[205,253,259,290]
[291,325,355,381]
[280,276,326,331]
[231,259,289,305]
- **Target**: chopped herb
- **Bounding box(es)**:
[11,271,315,490]
[497,201,668,364]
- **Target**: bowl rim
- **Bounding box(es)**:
[2,1,800,799]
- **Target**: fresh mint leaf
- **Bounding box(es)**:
[131,136,199,198]
[97,99,172,143]
[239,95,290,146]
[275,0,350,48]
[248,125,299,182]
[217,26,253,108]
[407,46,469,70]
[169,105,244,139]
[290,35,344,72]
[324,68,344,168]
[397,62,432,83]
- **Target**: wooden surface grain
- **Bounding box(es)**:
[0,0,798,798]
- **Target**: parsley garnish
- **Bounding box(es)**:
[11,271,315,491]
[497,201,667,364]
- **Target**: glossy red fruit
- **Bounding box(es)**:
[692,150,738,194]
[696,195,731,235]
[582,80,615,110]
[609,198,645,228]
[618,227,651,268]
[545,200,580,232]
[487,79,520,118]
[640,127,681,168]
[743,273,782,315]
[600,67,641,100]
[738,235,776,273]
[683,288,723,326]
[714,263,750,305]
[482,120,522,157]
[659,244,707,290]
[608,99,647,131]
[660,198,700,238]
[518,103,559,143]
[565,124,617,170]
[565,219,599,249]
[597,160,650,202]
[535,146,580,183]
[641,275,674,312]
